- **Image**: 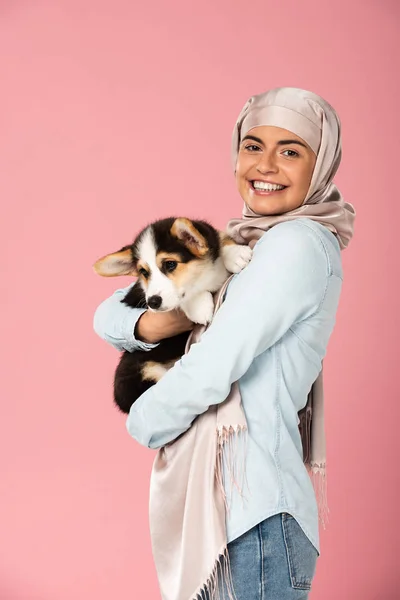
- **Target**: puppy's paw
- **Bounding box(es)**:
[222,244,253,274]
[183,292,214,325]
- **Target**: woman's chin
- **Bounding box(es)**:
[245,196,285,216]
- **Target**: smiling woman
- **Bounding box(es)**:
[236,127,317,215]
[93,87,356,600]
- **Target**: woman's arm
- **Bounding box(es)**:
[93,284,194,352]
[94,283,159,352]
[126,221,332,449]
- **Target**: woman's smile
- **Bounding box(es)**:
[248,179,288,195]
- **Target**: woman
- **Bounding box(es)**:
[93,87,355,600]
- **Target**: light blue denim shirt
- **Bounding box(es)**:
[93,218,343,553]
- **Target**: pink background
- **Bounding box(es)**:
[1,1,399,599]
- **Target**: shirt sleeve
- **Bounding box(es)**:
[126,221,331,449]
[93,283,159,352]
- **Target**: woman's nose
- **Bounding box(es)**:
[256,152,278,174]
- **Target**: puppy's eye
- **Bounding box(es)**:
[139,268,149,279]
[164,260,177,273]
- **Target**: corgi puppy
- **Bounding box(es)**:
[94,217,252,414]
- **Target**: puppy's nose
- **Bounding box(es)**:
[147,295,162,310]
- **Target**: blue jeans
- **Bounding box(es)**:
[203,513,318,600]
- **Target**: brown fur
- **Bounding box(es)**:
[218,231,236,246]
[141,360,177,382]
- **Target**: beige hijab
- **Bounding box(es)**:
[226,87,355,249]
[149,281,243,600]
[149,88,355,600]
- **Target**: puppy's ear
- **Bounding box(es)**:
[93,246,137,277]
[170,218,208,257]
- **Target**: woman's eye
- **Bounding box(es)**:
[282,149,299,157]
[139,268,149,279]
[244,144,261,152]
[164,260,177,273]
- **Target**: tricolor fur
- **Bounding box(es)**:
[94,217,252,414]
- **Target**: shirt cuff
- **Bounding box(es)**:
[122,308,159,352]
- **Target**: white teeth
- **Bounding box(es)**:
[253,181,285,191]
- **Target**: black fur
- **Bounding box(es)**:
[131,217,221,265]
[112,217,222,414]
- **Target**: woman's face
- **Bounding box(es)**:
[235,125,317,215]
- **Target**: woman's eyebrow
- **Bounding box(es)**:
[276,139,308,149]
[241,134,308,149]
[241,135,264,145]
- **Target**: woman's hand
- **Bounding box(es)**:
[136,309,194,344]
